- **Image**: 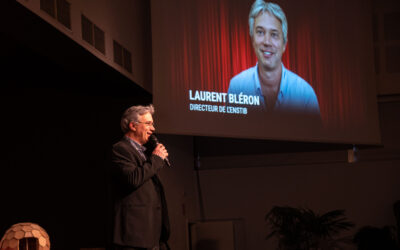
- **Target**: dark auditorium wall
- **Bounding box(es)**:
[0,2,201,249]
[0,46,200,249]
[191,100,400,250]
[0,36,148,250]
[1,1,399,250]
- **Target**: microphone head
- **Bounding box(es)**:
[145,134,158,151]
[147,134,171,167]
[149,134,158,143]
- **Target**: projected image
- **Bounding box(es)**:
[151,0,380,144]
[228,2,320,116]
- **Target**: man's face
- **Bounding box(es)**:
[132,112,155,145]
[252,12,286,72]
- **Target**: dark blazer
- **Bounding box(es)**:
[111,137,170,248]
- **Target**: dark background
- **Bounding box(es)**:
[0,1,399,249]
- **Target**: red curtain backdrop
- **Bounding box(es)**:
[153,0,377,133]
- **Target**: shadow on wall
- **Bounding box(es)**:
[195,239,219,250]
[353,200,400,250]
[353,226,399,250]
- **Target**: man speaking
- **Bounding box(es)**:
[110,104,170,250]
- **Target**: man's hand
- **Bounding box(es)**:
[152,143,168,160]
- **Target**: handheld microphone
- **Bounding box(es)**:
[149,134,171,167]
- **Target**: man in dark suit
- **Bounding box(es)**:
[110,104,170,250]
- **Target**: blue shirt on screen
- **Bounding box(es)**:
[228,64,320,115]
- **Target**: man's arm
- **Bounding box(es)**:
[111,143,165,189]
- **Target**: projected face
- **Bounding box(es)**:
[252,11,286,72]
[132,112,155,145]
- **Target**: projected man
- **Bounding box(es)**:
[110,104,170,250]
[228,0,320,115]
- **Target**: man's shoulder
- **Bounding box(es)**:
[228,66,257,93]
[230,66,256,84]
[281,67,320,114]
[284,68,316,94]
[112,137,131,151]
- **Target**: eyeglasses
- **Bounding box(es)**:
[136,121,155,127]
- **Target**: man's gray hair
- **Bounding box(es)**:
[120,104,154,133]
[248,0,288,44]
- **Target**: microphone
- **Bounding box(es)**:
[149,134,171,167]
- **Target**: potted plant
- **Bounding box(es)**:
[265,206,354,250]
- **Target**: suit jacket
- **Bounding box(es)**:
[111,136,170,248]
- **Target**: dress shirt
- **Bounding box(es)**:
[228,63,320,115]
